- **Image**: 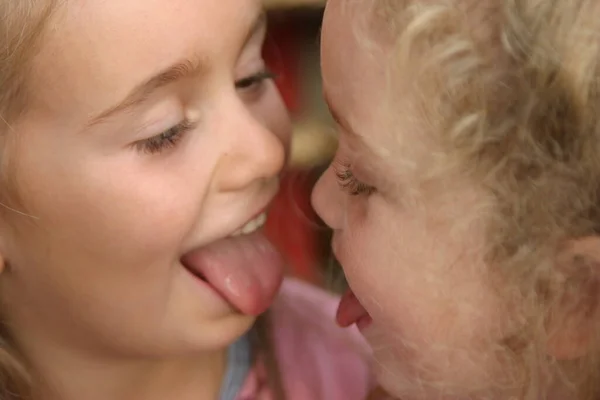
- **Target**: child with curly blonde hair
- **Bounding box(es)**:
[313,0,600,399]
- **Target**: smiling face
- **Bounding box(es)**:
[0,0,290,362]
[313,1,516,399]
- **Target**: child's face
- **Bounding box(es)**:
[0,0,290,357]
[314,1,512,398]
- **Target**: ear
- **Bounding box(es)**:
[546,236,600,360]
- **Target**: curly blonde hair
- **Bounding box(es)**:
[362,0,600,399]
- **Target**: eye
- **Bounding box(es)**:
[333,162,376,196]
[135,120,194,155]
[235,69,276,98]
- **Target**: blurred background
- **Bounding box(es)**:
[260,0,346,292]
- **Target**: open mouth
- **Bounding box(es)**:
[337,288,373,330]
[230,212,267,237]
[179,210,284,316]
[183,213,267,281]
[192,271,208,281]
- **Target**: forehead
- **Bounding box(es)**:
[322,0,444,181]
[322,1,414,153]
[321,1,379,94]
[321,1,388,135]
[29,0,260,120]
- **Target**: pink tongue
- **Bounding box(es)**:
[181,231,284,316]
[336,289,370,328]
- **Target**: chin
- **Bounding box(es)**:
[362,333,416,400]
[184,313,257,352]
[141,313,257,358]
[182,315,256,353]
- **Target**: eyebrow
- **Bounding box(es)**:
[322,89,384,161]
[87,11,267,127]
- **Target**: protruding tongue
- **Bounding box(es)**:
[181,231,284,316]
[337,289,370,328]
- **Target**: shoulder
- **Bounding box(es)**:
[270,277,374,400]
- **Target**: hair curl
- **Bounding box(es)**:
[365,0,600,398]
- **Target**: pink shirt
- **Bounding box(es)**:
[236,278,374,399]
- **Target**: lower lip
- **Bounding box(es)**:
[356,314,374,331]
[182,265,233,310]
[331,239,371,330]
[330,248,373,331]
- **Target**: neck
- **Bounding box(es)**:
[31,346,227,400]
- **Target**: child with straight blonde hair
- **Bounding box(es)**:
[314,0,600,399]
[0,1,373,399]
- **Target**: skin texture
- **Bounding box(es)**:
[313,1,513,399]
[0,1,291,399]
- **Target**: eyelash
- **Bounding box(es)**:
[135,70,275,155]
[333,162,376,196]
[235,69,277,93]
[136,120,194,155]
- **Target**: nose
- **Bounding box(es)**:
[217,105,286,192]
[311,165,344,230]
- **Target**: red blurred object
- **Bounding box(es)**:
[263,14,301,113]
[265,172,321,284]
[263,14,322,285]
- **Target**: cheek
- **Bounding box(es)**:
[341,203,509,391]
[338,199,401,297]
[337,202,419,345]
[14,145,205,270]
[2,156,202,330]
[77,178,193,255]
[347,203,482,332]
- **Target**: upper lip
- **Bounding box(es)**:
[180,205,271,259]
[227,180,279,235]
[181,182,279,255]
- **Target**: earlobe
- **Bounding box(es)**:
[546,237,600,360]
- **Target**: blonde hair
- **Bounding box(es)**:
[0,0,56,220]
[0,3,289,399]
[0,2,56,398]
[362,0,600,399]
[0,1,56,123]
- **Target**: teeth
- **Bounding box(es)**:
[231,213,267,237]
